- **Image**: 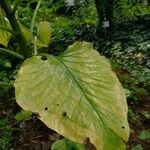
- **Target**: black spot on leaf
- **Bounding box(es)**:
[44,107,48,110]
[62,111,67,117]
[41,56,47,61]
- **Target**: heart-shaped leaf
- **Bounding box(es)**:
[15,42,129,150]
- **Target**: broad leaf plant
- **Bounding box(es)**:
[0,1,130,149]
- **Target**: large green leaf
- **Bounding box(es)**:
[15,42,129,150]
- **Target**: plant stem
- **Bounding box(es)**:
[34,36,38,55]
[0,0,32,58]
[30,0,42,38]
[0,47,24,59]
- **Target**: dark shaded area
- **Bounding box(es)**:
[127,94,150,150]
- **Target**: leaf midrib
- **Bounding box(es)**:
[48,55,101,121]
[46,55,124,143]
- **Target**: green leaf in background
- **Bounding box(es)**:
[15,42,129,150]
[138,130,150,140]
[0,119,12,150]
[15,109,32,121]
[124,88,131,97]
[20,23,31,45]
[20,21,52,48]
[142,112,150,119]
[36,21,52,47]
[131,144,143,150]
[0,59,11,68]
[0,7,11,46]
[51,138,85,150]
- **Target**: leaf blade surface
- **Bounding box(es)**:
[15,42,129,150]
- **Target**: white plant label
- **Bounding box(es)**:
[102,21,110,28]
